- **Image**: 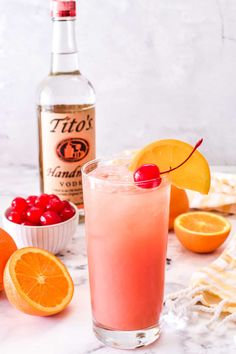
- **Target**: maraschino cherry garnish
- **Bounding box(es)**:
[134,164,162,189]
[134,139,203,189]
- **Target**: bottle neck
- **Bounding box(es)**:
[50,18,80,75]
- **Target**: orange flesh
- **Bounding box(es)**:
[14,252,69,307]
[179,214,226,234]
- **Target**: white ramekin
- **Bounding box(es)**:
[2,203,79,255]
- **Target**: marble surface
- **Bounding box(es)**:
[1,0,236,166]
[1,166,236,354]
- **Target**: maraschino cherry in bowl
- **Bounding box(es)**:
[2,194,79,255]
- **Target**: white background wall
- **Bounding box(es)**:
[1,0,236,167]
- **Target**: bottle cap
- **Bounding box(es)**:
[51,0,76,18]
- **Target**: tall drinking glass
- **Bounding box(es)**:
[82,159,170,349]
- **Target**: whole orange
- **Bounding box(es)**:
[0,228,17,290]
[169,186,189,230]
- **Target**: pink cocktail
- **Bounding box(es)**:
[82,159,170,349]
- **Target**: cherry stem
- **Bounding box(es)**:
[160,138,203,175]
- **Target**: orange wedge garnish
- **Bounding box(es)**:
[174,212,231,253]
[4,247,74,316]
[129,139,210,194]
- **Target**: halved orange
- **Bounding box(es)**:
[174,212,231,253]
[4,247,74,316]
[129,139,210,194]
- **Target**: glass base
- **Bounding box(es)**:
[93,323,160,350]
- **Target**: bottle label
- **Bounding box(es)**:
[40,107,95,208]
